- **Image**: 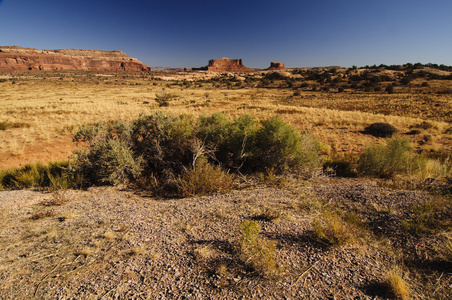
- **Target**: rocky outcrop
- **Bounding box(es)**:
[193,58,252,72]
[0,46,151,71]
[267,62,286,70]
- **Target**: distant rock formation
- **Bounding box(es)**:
[193,58,253,72]
[0,46,151,71]
[267,62,286,70]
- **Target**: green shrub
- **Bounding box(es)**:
[73,121,142,185]
[357,137,418,178]
[196,113,258,170]
[70,112,320,195]
[251,116,320,175]
[131,113,194,192]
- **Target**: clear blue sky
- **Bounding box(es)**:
[1,0,451,68]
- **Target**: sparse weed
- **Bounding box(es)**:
[311,210,360,247]
[41,191,70,206]
[257,206,282,221]
[401,197,452,235]
[193,244,216,261]
[30,210,55,220]
[177,160,234,197]
[238,220,281,277]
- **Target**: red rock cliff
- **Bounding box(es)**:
[0,46,151,71]
[194,58,252,72]
[267,62,286,70]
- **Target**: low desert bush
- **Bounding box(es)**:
[238,220,281,277]
[250,116,320,175]
[323,158,356,177]
[71,112,320,195]
[154,91,174,107]
[357,137,420,178]
[0,121,31,130]
[364,122,398,138]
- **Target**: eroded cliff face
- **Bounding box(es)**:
[0,46,151,71]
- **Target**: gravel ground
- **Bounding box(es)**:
[0,178,450,299]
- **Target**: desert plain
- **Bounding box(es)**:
[1,63,452,299]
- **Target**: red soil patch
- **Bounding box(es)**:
[0,136,75,169]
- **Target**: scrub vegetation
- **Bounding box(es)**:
[0,64,451,298]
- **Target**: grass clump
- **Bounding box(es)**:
[238,220,281,277]
[311,210,360,247]
[385,269,410,300]
[0,161,82,190]
[357,137,420,178]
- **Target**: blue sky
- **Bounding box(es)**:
[0,0,451,68]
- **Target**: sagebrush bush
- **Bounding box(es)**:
[70,112,320,195]
[73,121,142,185]
[357,137,419,178]
[251,116,320,174]
[154,91,173,107]
[131,113,195,192]
[196,113,258,170]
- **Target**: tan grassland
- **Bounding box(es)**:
[1,70,451,169]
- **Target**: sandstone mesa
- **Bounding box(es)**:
[0,46,151,72]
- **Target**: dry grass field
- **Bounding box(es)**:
[1,66,452,299]
[1,68,451,169]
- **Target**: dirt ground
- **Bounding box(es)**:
[0,178,450,299]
